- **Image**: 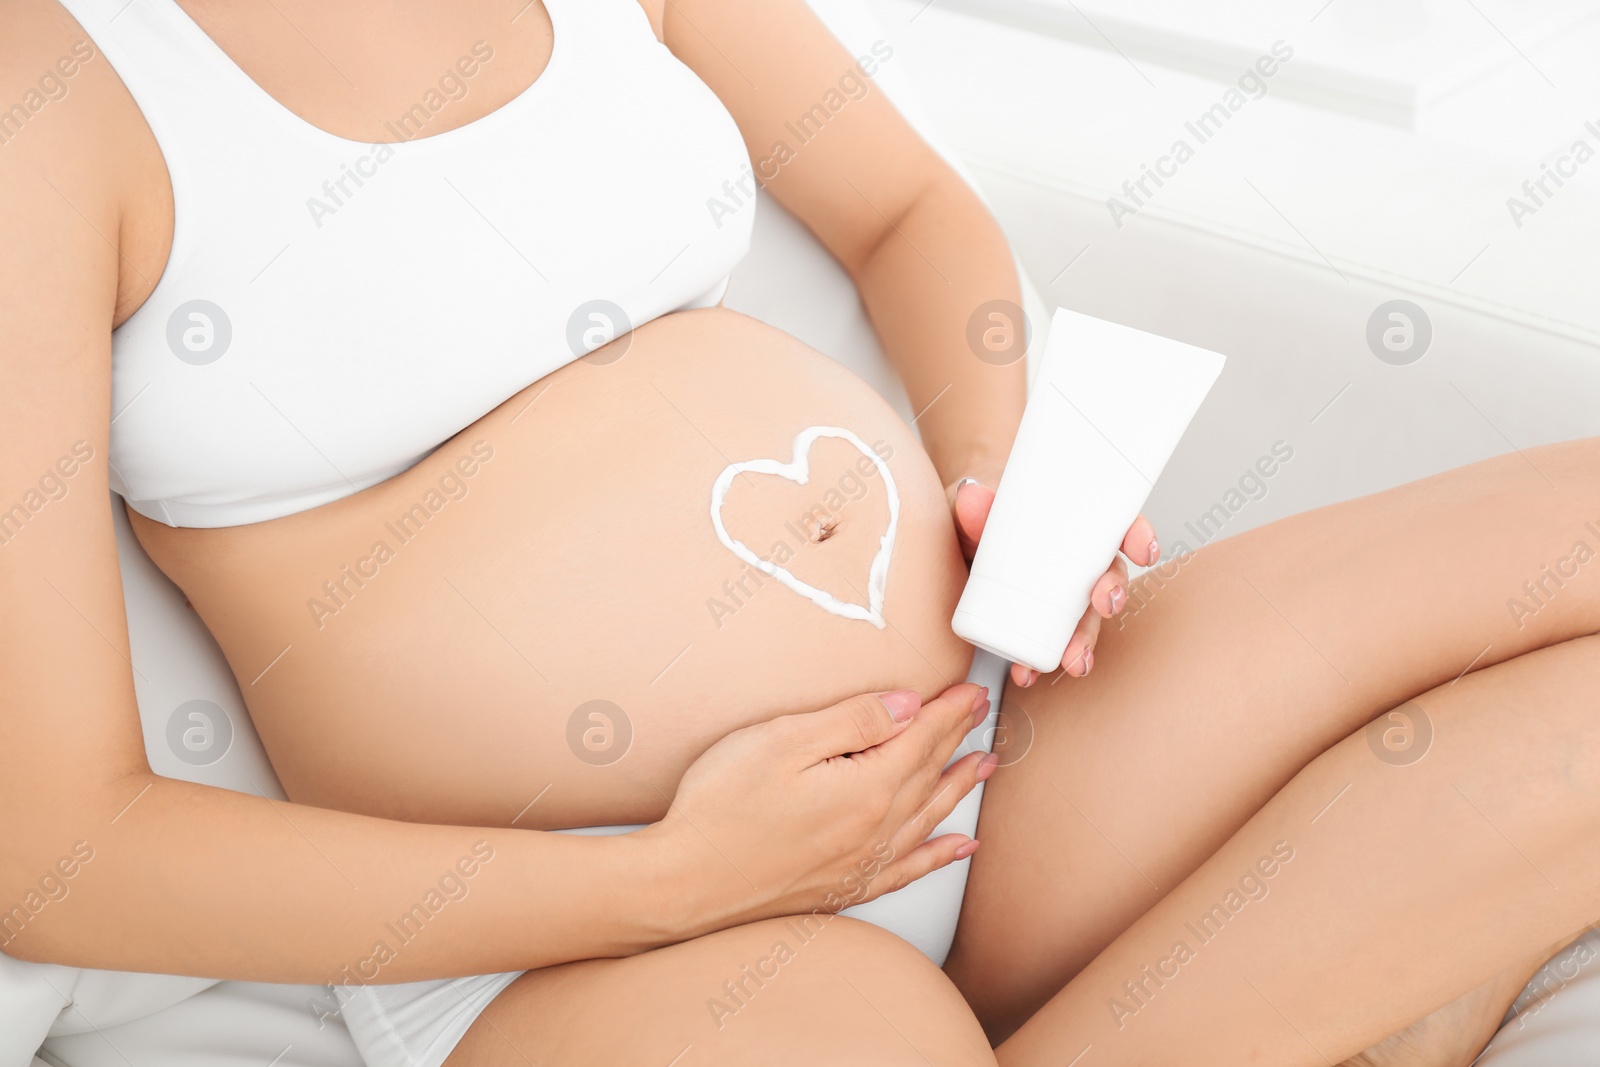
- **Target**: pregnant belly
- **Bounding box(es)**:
[131,309,972,829]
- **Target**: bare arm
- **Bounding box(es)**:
[0,12,666,982]
[0,0,985,982]
[658,0,1159,686]
[660,0,1028,492]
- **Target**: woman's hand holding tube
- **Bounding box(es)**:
[948,478,1159,688]
[644,682,995,938]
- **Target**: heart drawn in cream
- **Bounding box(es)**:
[709,426,899,629]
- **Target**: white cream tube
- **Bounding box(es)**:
[952,308,1226,672]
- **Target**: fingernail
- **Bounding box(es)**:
[970,697,992,728]
[954,839,981,860]
[879,690,921,723]
[1066,647,1087,677]
[955,477,981,492]
[1108,585,1126,614]
[1148,537,1160,563]
[1083,648,1095,675]
[1020,671,1036,688]
[976,752,1000,782]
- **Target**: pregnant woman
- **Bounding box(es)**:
[4,0,1599,1065]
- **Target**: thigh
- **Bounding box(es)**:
[948,439,1600,1038]
[447,916,997,1066]
[1000,633,1600,1065]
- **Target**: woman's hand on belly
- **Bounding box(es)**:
[644,682,994,935]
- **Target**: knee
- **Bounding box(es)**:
[1489,439,1600,642]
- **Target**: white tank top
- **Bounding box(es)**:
[60,0,754,528]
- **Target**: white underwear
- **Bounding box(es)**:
[334,651,1006,1067]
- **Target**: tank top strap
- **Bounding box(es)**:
[56,0,662,161]
[55,0,287,167]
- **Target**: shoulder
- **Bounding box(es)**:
[2,0,144,201]
[1,1,124,238]
[3,0,123,139]
[1,0,170,322]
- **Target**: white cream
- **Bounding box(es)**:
[710,426,899,628]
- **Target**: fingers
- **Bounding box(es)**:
[1010,516,1153,687]
[1123,513,1159,568]
[1012,600,1107,686]
[910,683,987,773]
[863,683,985,780]
[1060,609,1102,678]
[788,690,920,765]
[869,833,982,903]
[1090,556,1132,618]
[889,747,994,853]
[926,685,990,773]
[949,479,995,562]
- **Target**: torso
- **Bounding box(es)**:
[85,0,970,828]
[132,309,970,828]
[85,0,749,527]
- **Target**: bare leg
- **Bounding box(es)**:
[452,442,1600,1067]
[996,633,1600,1064]
[447,916,996,1065]
[948,440,1600,1058]
[1338,941,1570,1067]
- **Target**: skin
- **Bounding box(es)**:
[1,0,1585,1064]
[131,309,977,828]
[455,445,1600,1067]
[0,0,1000,985]
[961,440,1600,1065]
